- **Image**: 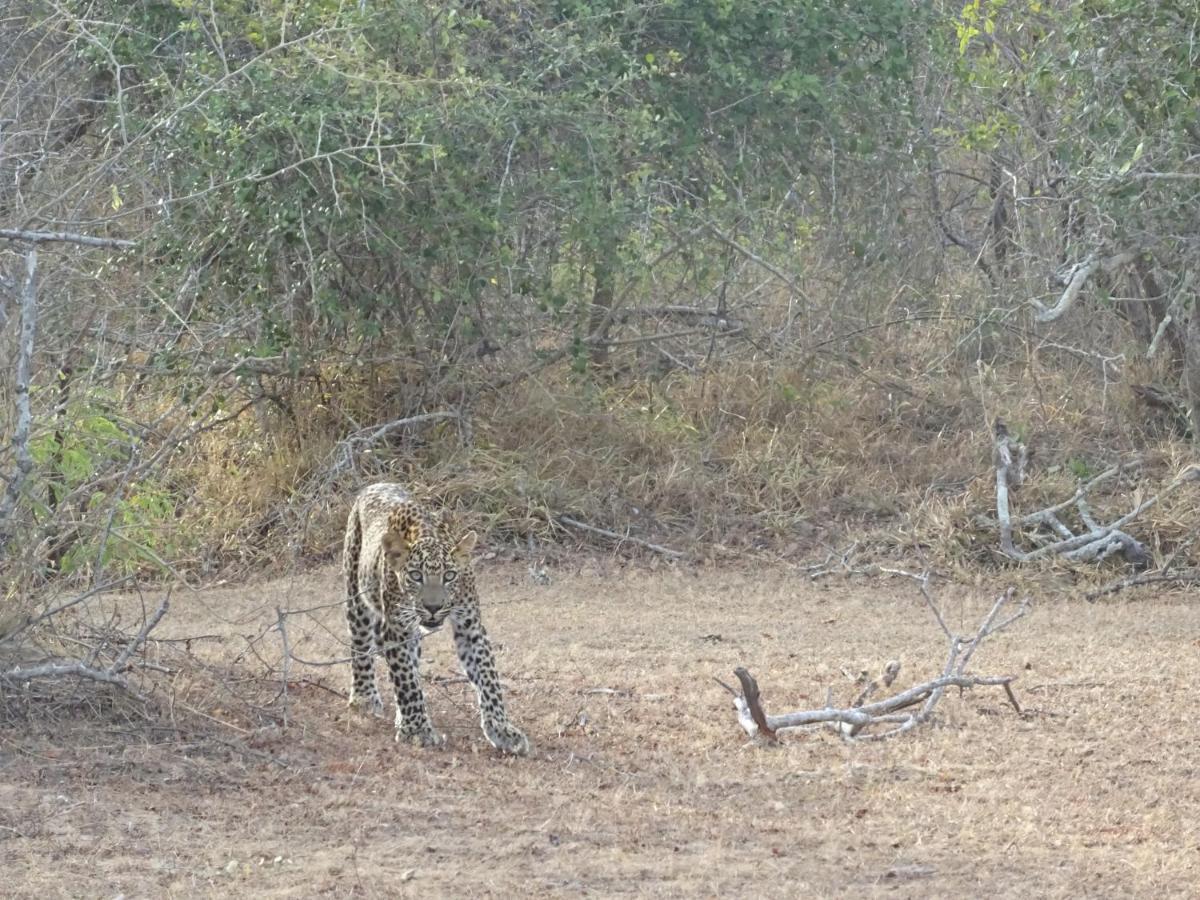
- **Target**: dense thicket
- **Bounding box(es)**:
[2,0,1198,591]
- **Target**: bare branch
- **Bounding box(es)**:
[2,596,170,701]
[0,228,136,249]
[1086,568,1200,602]
[1031,251,1137,323]
[324,411,460,480]
[732,667,777,742]
[275,607,292,727]
[111,596,171,673]
[557,515,683,558]
[723,588,1026,743]
[990,423,1185,566]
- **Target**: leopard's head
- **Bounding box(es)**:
[382,526,477,633]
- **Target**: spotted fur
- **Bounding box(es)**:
[342,483,530,755]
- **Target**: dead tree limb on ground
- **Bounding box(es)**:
[720,587,1028,743]
[992,422,1199,565]
[1,596,169,701]
[1085,568,1200,602]
[557,515,683,558]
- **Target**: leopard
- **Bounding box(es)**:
[342,482,530,755]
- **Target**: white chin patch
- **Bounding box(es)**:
[418,623,443,637]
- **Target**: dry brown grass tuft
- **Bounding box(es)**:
[78,313,1196,584]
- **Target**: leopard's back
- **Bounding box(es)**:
[343,483,449,603]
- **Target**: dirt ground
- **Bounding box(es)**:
[2,561,1198,898]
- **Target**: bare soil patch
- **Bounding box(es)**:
[2,563,1198,897]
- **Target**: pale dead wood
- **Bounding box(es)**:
[992,419,1028,559]
[1085,568,1200,602]
[732,666,777,742]
[723,587,1028,743]
[0,228,136,249]
[1,596,170,701]
[806,541,859,580]
[991,424,1194,565]
[851,660,902,710]
[1031,250,1136,323]
[557,515,683,558]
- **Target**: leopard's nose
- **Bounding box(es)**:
[420,591,443,614]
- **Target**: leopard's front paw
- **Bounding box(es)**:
[396,722,446,749]
[484,719,531,756]
[348,690,384,718]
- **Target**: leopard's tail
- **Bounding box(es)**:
[343,497,363,606]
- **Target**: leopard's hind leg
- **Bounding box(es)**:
[344,501,383,716]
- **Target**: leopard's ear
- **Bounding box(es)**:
[452,530,477,563]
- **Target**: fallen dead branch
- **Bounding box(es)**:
[1085,568,1200,602]
[557,515,683,558]
[1,596,170,702]
[992,422,1197,565]
[721,587,1028,742]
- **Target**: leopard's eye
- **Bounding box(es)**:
[407,569,423,584]
[443,570,457,584]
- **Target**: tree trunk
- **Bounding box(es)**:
[587,249,617,368]
[1184,300,1200,439]
[0,249,38,554]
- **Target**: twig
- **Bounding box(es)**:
[111,596,170,673]
[881,568,952,641]
[2,596,169,701]
[275,607,291,727]
[557,515,682,558]
[706,224,811,314]
[1085,568,1200,602]
[326,410,459,478]
[0,578,137,647]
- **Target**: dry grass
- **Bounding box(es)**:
[16,304,1194,604]
[139,307,1194,583]
[2,561,1198,897]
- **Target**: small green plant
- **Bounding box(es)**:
[1066,457,1094,480]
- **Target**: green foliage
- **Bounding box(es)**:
[72,0,921,361]
[1066,457,1094,481]
[30,396,177,575]
[942,0,1200,269]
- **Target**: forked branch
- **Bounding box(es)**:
[722,587,1028,743]
[1,597,170,701]
[993,423,1199,565]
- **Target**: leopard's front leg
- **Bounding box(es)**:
[380,619,444,748]
[451,611,530,755]
[346,589,384,717]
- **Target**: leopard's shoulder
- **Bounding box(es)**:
[353,483,449,550]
